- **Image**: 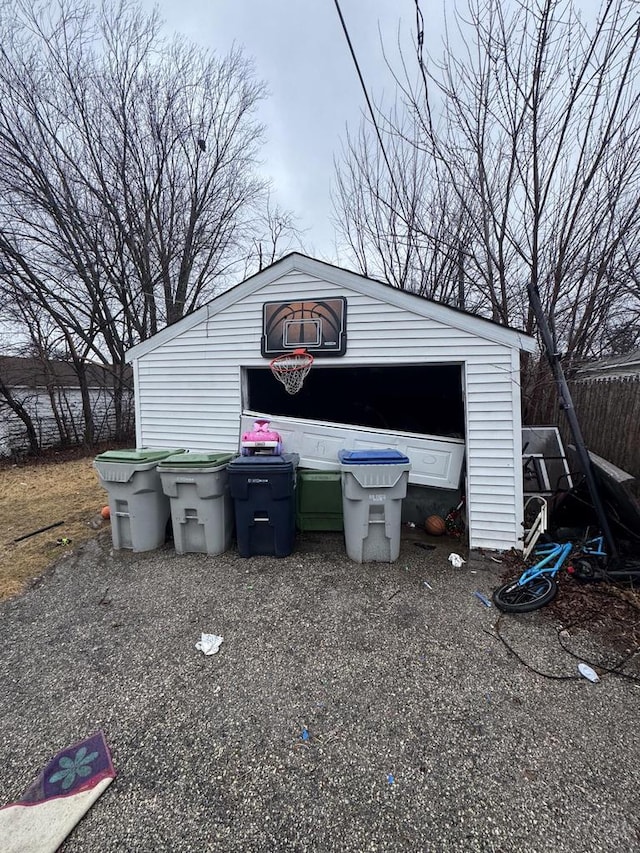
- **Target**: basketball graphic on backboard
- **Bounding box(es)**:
[261,298,347,357]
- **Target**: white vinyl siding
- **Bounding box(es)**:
[132,263,531,550]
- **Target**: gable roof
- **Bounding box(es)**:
[573,349,640,380]
[126,253,537,361]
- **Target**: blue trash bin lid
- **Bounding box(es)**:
[338,449,410,465]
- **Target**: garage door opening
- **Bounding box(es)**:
[246,364,464,438]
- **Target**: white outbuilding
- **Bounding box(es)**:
[126,253,536,551]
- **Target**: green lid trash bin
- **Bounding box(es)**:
[94,448,184,551]
[158,452,235,555]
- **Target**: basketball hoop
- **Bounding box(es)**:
[269,348,314,395]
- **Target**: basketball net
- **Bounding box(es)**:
[269,349,314,395]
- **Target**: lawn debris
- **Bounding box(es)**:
[577,663,600,683]
[195,633,223,655]
[13,520,65,543]
[474,591,492,608]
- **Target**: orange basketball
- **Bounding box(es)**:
[424,515,446,536]
[101,505,111,520]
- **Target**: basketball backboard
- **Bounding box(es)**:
[261,298,347,357]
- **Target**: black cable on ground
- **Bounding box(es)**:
[486,614,579,682]
[487,610,640,685]
[554,603,640,685]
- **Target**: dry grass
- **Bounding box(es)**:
[0,456,109,599]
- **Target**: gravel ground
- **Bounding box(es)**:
[1,530,639,853]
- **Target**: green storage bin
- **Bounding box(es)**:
[296,470,344,532]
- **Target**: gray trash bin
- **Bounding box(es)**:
[158,452,235,555]
[339,449,411,563]
[94,448,183,551]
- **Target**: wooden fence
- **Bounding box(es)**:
[537,375,640,479]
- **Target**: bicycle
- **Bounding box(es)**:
[492,533,607,613]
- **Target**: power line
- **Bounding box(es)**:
[333,0,461,275]
[332,0,406,211]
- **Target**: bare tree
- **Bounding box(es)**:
[0,0,271,451]
[333,119,476,306]
[334,0,640,414]
[0,368,41,457]
[245,192,306,276]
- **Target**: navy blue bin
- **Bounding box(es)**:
[227,453,299,557]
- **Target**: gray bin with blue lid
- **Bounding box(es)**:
[158,452,235,555]
[339,449,411,563]
[228,453,299,557]
[94,448,184,551]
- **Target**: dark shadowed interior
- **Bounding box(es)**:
[246,364,465,438]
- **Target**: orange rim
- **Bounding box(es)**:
[269,349,314,373]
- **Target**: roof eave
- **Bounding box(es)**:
[126,253,537,361]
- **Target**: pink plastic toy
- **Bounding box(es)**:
[240,419,283,456]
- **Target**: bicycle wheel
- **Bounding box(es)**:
[492,575,558,612]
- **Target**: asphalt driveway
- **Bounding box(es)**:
[1,530,638,852]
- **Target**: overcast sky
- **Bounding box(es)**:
[141,0,445,261]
